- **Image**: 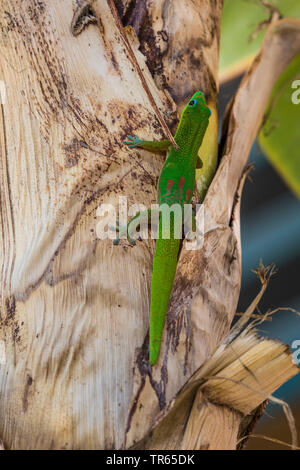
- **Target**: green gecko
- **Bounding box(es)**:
[114,92,215,365]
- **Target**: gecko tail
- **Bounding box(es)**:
[149,240,181,365]
[149,336,163,367]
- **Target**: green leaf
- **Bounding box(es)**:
[220,0,300,79]
[258,54,300,198]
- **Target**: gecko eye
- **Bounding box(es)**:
[188,99,197,107]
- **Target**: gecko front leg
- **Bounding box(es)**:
[124,136,171,153]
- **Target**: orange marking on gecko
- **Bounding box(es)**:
[185,189,191,201]
[178,176,185,190]
[166,179,175,192]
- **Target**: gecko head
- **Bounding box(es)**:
[185,91,211,119]
[175,91,212,145]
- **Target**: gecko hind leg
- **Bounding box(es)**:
[112,209,155,246]
[113,222,136,246]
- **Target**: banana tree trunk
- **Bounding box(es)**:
[0,0,298,450]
